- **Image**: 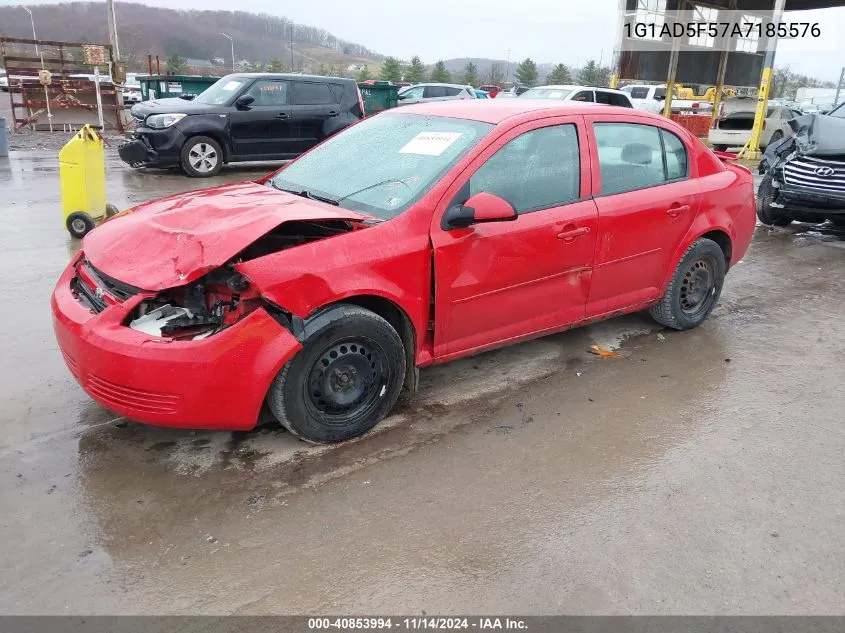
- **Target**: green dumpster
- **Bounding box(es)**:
[138,75,220,101]
[358,82,399,114]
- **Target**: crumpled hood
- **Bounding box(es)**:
[787,114,845,155]
[83,181,368,291]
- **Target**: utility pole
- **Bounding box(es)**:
[106,0,120,60]
[835,66,845,107]
[505,49,511,85]
[221,33,234,72]
[290,26,294,71]
[21,6,38,55]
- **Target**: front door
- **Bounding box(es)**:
[287,80,342,154]
[430,117,598,358]
[229,79,291,158]
[584,116,700,316]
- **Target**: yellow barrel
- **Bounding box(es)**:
[59,125,108,238]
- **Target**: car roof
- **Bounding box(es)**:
[224,73,352,82]
[394,99,667,124]
[528,85,628,94]
[405,82,471,88]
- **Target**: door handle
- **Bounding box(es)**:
[327,110,339,117]
[275,113,290,120]
[666,203,690,218]
[557,225,590,242]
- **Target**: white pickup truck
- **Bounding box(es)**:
[620,84,713,114]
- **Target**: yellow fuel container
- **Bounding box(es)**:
[59,125,117,238]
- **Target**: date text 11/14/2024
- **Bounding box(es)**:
[308,617,528,630]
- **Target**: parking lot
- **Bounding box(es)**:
[2,106,845,614]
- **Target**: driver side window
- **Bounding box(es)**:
[469,124,581,213]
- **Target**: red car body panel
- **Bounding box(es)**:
[52,102,756,430]
[84,181,368,290]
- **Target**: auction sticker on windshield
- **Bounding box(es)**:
[399,132,463,156]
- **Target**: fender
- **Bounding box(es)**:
[661,215,734,295]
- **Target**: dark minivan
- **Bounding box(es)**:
[119,73,365,177]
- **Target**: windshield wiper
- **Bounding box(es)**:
[335,179,412,205]
[269,182,339,205]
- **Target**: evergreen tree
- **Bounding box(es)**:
[356,66,372,82]
[406,56,426,83]
[267,58,284,72]
[462,61,479,86]
[514,58,538,86]
[579,59,600,86]
[166,55,187,74]
[429,60,451,83]
[380,56,403,82]
[546,63,571,85]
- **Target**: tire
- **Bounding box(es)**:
[828,216,845,227]
[712,144,729,152]
[180,135,222,178]
[649,238,726,331]
[267,304,406,444]
[66,212,96,239]
[756,175,792,227]
[105,203,120,218]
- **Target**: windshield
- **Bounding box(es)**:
[825,103,843,118]
[520,88,573,100]
[268,113,493,219]
[193,77,248,105]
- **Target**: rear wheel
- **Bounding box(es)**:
[180,135,222,177]
[712,144,729,152]
[756,175,792,227]
[267,304,406,444]
[649,238,726,331]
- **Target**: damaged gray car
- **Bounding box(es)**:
[757,104,845,227]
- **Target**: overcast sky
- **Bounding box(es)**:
[17,0,845,81]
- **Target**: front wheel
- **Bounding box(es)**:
[649,238,726,331]
[267,304,406,444]
[180,135,222,177]
[756,175,792,227]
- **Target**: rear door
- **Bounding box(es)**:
[571,89,595,103]
[430,116,598,357]
[584,116,700,316]
[229,79,291,158]
[288,80,343,154]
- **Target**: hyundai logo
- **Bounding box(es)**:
[815,166,835,177]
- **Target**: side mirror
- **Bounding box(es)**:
[443,192,517,230]
[235,94,255,108]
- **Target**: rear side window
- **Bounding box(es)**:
[661,129,688,180]
[594,123,688,195]
[444,87,463,96]
[291,82,335,105]
[629,87,649,99]
[469,124,581,213]
[244,80,288,106]
[611,93,633,107]
[572,90,594,102]
[425,86,447,98]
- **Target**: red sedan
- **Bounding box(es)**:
[53,100,756,443]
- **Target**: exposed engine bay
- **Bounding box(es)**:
[73,220,358,340]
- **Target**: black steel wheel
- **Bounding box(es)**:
[267,304,406,444]
[649,238,726,331]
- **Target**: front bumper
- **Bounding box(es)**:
[774,180,845,214]
[52,256,303,430]
[118,126,186,168]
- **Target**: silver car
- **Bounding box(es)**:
[397,83,477,105]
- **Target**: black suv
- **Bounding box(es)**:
[119,73,364,177]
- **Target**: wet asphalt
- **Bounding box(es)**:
[1,147,844,614]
